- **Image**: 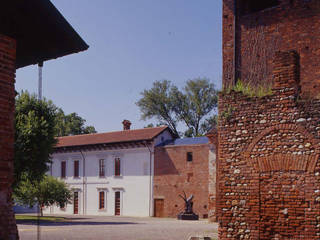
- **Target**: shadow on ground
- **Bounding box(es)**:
[16,219,141,226]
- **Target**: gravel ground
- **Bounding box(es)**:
[18,215,218,240]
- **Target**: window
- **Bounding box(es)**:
[99,159,105,177]
[115,157,121,176]
[74,160,79,178]
[61,161,66,178]
[99,191,105,210]
[187,152,193,162]
[240,0,279,15]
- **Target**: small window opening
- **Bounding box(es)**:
[187,152,193,162]
[240,0,279,15]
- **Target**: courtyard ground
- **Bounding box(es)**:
[17,214,218,240]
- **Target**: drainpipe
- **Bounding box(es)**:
[144,141,154,217]
[80,150,86,215]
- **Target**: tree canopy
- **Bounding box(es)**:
[14,91,96,186]
[14,174,72,216]
[137,78,218,137]
[54,109,97,137]
[14,92,57,185]
[136,80,180,136]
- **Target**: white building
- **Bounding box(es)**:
[44,121,174,217]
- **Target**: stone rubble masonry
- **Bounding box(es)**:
[218,50,320,239]
[154,144,211,219]
[223,0,320,96]
[206,129,218,222]
[0,34,18,240]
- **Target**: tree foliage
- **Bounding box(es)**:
[55,110,96,137]
[137,78,218,137]
[172,78,218,137]
[136,80,179,136]
[14,175,72,216]
[14,91,96,187]
[14,92,57,185]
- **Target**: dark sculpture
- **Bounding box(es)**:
[177,191,199,220]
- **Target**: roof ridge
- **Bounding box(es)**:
[57,125,168,139]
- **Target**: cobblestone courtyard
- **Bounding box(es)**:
[18,215,218,240]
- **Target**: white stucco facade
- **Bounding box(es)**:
[44,128,172,217]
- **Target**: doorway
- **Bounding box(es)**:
[154,199,164,217]
[115,191,121,215]
[73,192,79,214]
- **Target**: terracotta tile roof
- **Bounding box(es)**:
[55,126,169,148]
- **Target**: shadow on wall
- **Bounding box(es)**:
[154,148,179,176]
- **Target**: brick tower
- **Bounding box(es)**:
[218,0,320,239]
[223,0,320,96]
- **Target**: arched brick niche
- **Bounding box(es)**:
[242,124,320,239]
[243,124,319,173]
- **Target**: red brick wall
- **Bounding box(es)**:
[218,51,320,239]
[0,34,18,239]
[223,0,320,96]
[154,144,209,218]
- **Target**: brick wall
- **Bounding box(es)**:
[154,144,210,218]
[0,34,18,240]
[218,51,320,239]
[223,0,320,96]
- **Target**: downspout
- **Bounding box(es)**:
[144,141,154,217]
[80,150,86,215]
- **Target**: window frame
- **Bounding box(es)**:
[187,152,193,162]
[114,157,121,177]
[99,159,105,178]
[61,161,66,179]
[74,160,80,178]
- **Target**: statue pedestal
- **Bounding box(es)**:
[177,212,199,220]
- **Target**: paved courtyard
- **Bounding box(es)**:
[18,215,218,240]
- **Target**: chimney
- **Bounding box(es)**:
[122,120,131,130]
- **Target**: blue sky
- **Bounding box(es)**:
[16,0,222,133]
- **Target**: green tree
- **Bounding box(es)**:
[55,110,96,137]
[14,92,57,185]
[136,80,179,136]
[172,78,218,137]
[14,175,72,216]
[137,78,218,137]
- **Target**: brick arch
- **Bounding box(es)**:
[243,124,320,172]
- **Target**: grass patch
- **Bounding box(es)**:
[15,214,66,223]
[222,80,272,98]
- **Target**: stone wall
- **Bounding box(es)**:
[154,144,210,218]
[0,34,18,239]
[218,51,320,239]
[223,0,320,96]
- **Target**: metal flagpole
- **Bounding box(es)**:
[38,62,43,100]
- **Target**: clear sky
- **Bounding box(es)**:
[16,0,222,133]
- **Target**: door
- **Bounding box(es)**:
[115,191,121,215]
[74,192,79,214]
[154,199,164,217]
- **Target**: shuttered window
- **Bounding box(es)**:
[61,161,66,178]
[74,160,79,178]
[115,158,121,176]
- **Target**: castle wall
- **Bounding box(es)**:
[223,0,320,96]
[218,51,320,239]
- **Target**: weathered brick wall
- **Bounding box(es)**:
[218,51,320,239]
[0,34,18,240]
[223,0,320,96]
[154,144,210,218]
[207,129,218,222]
